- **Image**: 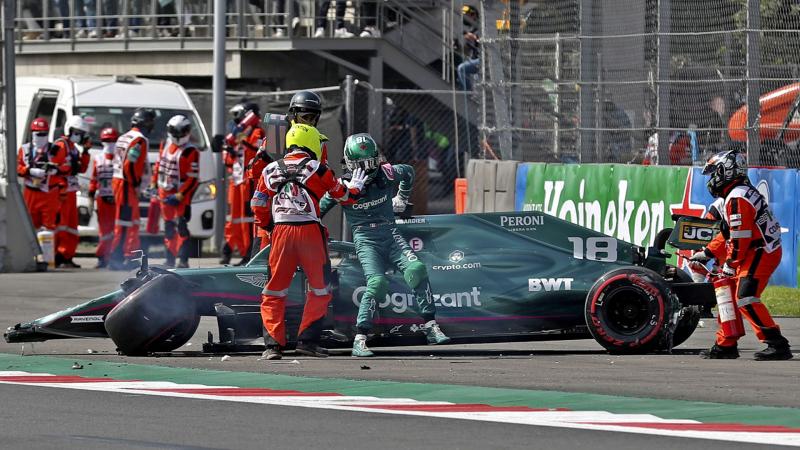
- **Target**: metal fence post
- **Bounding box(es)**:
[342,75,355,242]
[656,0,671,165]
[746,0,761,166]
[368,56,383,147]
[344,74,354,137]
[94,0,101,38]
[212,0,226,254]
[579,0,596,163]
[3,0,40,271]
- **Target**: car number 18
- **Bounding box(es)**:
[567,237,618,262]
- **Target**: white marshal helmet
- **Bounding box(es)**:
[65,115,89,135]
[167,114,192,145]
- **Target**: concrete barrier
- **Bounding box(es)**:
[465,159,519,213]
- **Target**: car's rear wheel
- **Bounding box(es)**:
[585,266,679,354]
[104,274,199,356]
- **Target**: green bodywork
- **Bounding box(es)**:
[8,210,704,349]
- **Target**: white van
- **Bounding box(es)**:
[14,75,217,244]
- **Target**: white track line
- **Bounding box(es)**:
[1,371,798,447]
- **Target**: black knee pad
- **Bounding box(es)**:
[323,261,333,285]
[164,221,176,240]
[177,217,190,238]
[738,278,759,299]
[119,204,132,222]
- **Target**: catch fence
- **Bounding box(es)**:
[477,0,800,167]
[189,80,468,214]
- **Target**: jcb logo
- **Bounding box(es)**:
[681,225,714,242]
[529,278,574,292]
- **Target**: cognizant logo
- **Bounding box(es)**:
[352,194,388,210]
[352,286,482,313]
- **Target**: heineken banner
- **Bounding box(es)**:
[515,163,798,287]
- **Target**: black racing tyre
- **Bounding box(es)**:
[104,274,199,356]
[585,266,680,354]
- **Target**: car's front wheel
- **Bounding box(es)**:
[104,273,199,355]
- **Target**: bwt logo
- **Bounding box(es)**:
[681,225,714,242]
[529,278,574,292]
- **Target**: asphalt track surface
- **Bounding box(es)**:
[0,383,778,450]
[1,257,799,449]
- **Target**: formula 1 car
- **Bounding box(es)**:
[4,211,717,355]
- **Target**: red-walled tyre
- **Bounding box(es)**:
[585,267,679,354]
[104,274,199,356]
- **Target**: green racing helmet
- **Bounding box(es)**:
[343,133,381,174]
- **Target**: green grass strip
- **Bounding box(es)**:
[2,353,800,427]
[763,286,800,316]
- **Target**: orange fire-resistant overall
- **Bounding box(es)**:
[54,137,90,261]
[110,127,149,261]
[251,150,349,347]
[89,152,117,259]
[712,183,784,347]
[223,125,264,257]
[153,141,200,258]
[17,140,67,231]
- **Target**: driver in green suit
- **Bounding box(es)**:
[320,133,450,357]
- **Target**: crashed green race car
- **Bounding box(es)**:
[4,212,716,355]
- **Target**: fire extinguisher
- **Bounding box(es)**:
[225,111,261,147]
[713,276,745,339]
[145,188,161,235]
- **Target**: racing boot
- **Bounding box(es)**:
[700,343,740,359]
[351,334,374,357]
[422,320,451,345]
[58,258,82,269]
[164,252,176,269]
[234,248,251,267]
[176,242,191,269]
[755,330,792,361]
[262,345,283,360]
[219,243,232,265]
[94,257,108,269]
[754,345,793,361]
[234,256,250,267]
[295,341,329,358]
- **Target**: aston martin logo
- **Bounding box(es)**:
[448,250,464,263]
[236,273,268,288]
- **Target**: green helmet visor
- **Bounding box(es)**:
[346,157,381,173]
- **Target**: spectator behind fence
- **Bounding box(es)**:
[273,0,299,37]
[601,101,632,163]
[457,5,480,91]
[314,1,352,38]
[21,1,44,40]
[386,105,422,164]
[77,0,118,38]
[358,1,380,37]
[124,0,145,37]
[49,0,72,38]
